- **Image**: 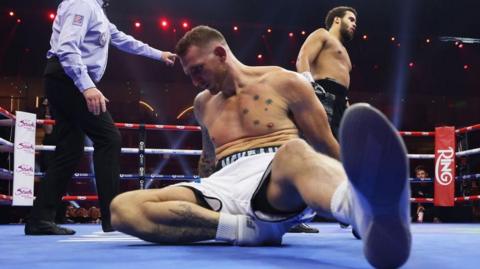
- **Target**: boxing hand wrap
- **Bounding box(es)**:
[301,71,315,83]
[300,72,327,96]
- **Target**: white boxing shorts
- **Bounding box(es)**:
[173,146,315,226]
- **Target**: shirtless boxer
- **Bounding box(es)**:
[297,6,357,138]
[110,26,411,268]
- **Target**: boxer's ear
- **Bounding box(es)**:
[213,46,227,61]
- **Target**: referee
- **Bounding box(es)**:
[25,0,176,235]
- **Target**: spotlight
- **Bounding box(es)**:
[134,21,141,28]
[181,21,189,29]
[257,54,263,59]
[390,36,395,41]
[288,32,294,37]
[49,12,55,20]
[159,18,169,29]
[362,34,368,40]
[233,26,239,31]
[9,11,15,17]
[408,62,414,68]
[463,64,469,70]
[16,18,21,23]
[267,28,272,33]
[426,38,431,43]
[301,30,306,36]
[458,43,464,49]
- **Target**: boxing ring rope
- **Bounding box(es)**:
[455,124,480,134]
[2,106,480,206]
[2,140,203,155]
[410,196,480,203]
[1,105,204,205]
[0,137,14,147]
[0,107,15,120]
[457,174,480,180]
[34,145,202,155]
[0,166,200,204]
[399,131,434,137]
[407,154,435,159]
[456,148,480,157]
[37,119,202,132]
[410,175,480,183]
[0,170,199,181]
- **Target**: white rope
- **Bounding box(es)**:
[407,154,435,159]
[456,147,480,157]
[35,145,201,156]
[0,137,13,147]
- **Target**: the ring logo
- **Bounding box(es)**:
[15,187,33,199]
[16,164,34,176]
[16,142,35,153]
[18,119,35,131]
[435,147,454,186]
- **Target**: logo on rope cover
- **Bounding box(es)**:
[16,142,35,153]
[18,119,35,131]
[435,147,454,186]
[15,187,33,199]
[16,164,34,176]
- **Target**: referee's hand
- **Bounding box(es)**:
[83,87,109,115]
[161,51,177,66]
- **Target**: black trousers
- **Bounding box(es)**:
[30,58,121,227]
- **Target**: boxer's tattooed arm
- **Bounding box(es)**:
[198,157,215,178]
[198,128,216,177]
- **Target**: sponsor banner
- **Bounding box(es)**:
[13,111,36,206]
[434,127,455,207]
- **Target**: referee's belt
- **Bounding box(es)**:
[215,146,280,170]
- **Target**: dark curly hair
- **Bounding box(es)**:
[325,6,358,30]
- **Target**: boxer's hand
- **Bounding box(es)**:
[161,51,177,66]
[83,87,109,115]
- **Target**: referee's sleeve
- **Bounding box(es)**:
[109,22,163,61]
[56,1,95,92]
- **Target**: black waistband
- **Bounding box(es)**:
[315,78,348,97]
[215,146,280,170]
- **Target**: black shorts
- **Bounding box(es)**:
[312,78,349,138]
